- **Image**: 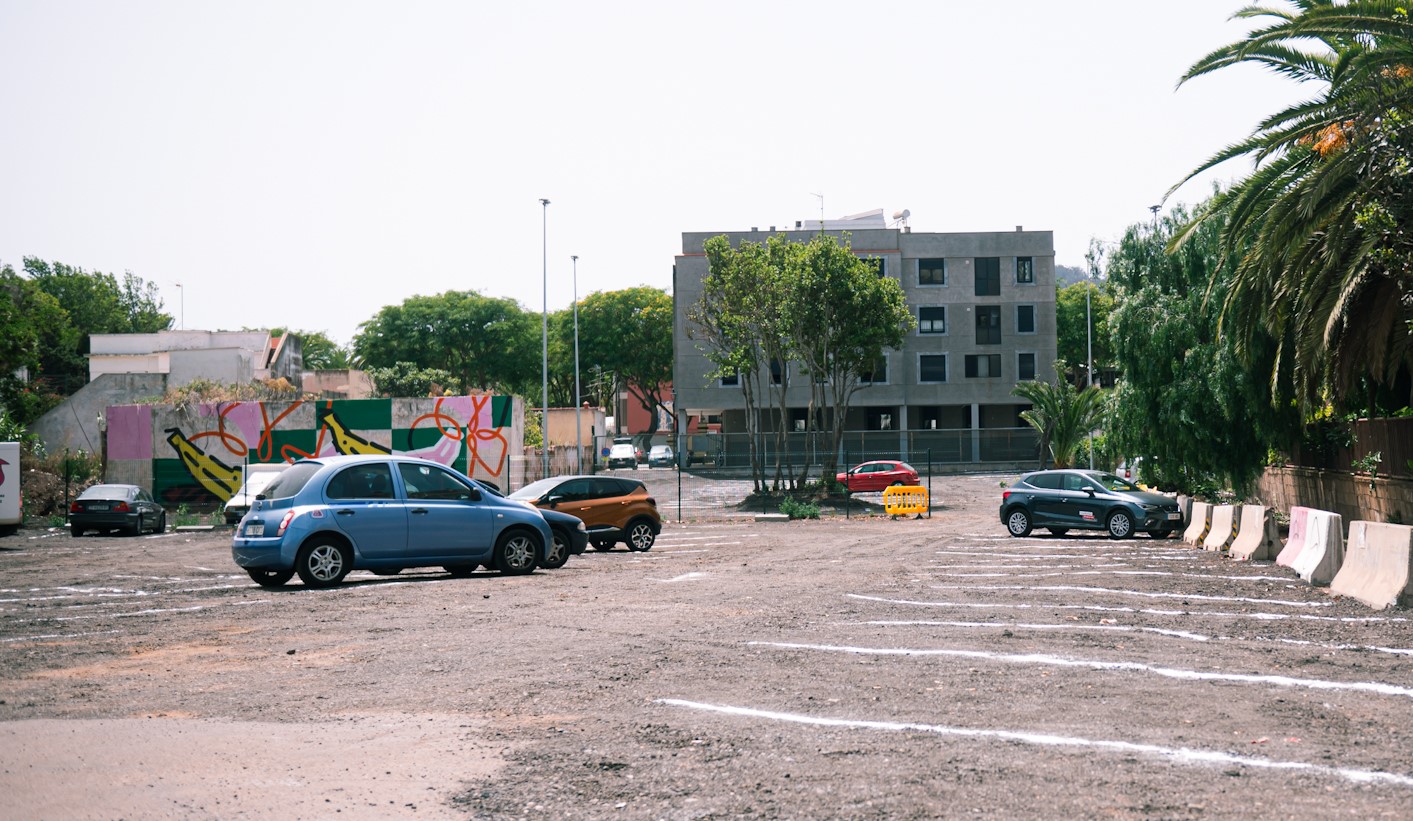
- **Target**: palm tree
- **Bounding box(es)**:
[1013,364,1107,469]
[1169,1,1413,411]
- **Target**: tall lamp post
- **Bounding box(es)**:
[175,282,184,330]
[540,198,550,480]
[572,254,582,474]
[1086,266,1094,469]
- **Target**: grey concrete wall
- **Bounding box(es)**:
[1255,466,1413,528]
[30,373,168,457]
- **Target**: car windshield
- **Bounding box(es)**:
[259,462,321,500]
[1091,473,1139,492]
[508,477,562,500]
[79,485,132,500]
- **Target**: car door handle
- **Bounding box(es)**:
[411,508,429,515]
[336,509,356,516]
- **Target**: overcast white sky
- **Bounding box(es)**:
[0,1,1309,346]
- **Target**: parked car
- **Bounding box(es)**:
[836,460,920,492]
[999,469,1183,539]
[607,442,638,470]
[509,474,661,552]
[223,463,288,524]
[231,454,551,588]
[647,445,675,468]
[70,484,166,537]
[469,478,587,569]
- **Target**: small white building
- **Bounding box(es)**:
[87,330,302,389]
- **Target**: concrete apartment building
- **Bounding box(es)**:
[672,209,1057,467]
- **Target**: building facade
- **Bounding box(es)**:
[672,211,1057,467]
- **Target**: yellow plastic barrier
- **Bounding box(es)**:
[883,485,929,518]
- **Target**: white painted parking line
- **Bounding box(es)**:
[658,699,1413,788]
[657,572,708,583]
[846,593,1408,624]
[929,584,1333,608]
[852,619,1212,642]
[748,641,1413,700]
[929,569,1294,582]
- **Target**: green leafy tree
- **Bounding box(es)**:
[0,263,67,379]
[1172,1,1413,411]
[1013,362,1106,469]
[575,287,674,433]
[786,234,915,480]
[352,291,537,395]
[23,257,170,389]
[365,362,455,398]
[1055,278,1115,387]
[1106,199,1295,494]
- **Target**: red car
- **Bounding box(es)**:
[836,460,920,492]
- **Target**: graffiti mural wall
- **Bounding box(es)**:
[104,395,523,506]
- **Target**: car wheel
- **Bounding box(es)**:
[246,568,294,587]
[625,520,657,552]
[1107,510,1135,539]
[127,514,143,536]
[1005,508,1033,537]
[295,536,352,588]
[541,528,571,569]
[494,529,539,575]
[1047,528,1069,537]
[592,539,615,551]
[444,564,476,577]
[155,512,166,533]
[70,524,85,537]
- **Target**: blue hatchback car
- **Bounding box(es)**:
[999,469,1183,539]
[231,454,551,588]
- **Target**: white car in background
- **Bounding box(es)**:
[224,464,288,524]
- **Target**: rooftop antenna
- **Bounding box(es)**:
[811,192,824,232]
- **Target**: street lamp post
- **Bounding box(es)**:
[1086,268,1094,469]
[572,254,582,474]
[540,198,551,480]
[175,282,184,330]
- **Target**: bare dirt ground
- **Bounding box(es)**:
[4,471,1413,820]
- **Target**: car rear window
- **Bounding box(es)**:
[79,485,134,500]
[259,462,321,500]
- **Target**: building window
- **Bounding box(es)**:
[975,257,1000,296]
[919,354,948,383]
[965,354,1002,378]
[860,355,888,384]
[1016,257,1034,284]
[976,306,1001,345]
[918,306,946,334]
[918,258,946,286]
[1018,352,1036,381]
[720,373,739,387]
[866,407,895,430]
[769,359,785,385]
[863,257,886,277]
[1016,304,1036,334]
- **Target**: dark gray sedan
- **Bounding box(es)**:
[999,469,1182,539]
[70,484,167,537]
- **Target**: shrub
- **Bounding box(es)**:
[779,497,820,520]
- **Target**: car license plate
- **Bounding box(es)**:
[88,503,109,511]
[1167,512,1182,520]
[245,522,264,537]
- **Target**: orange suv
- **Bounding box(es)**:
[509,475,661,551]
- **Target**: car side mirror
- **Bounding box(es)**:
[545,494,563,507]
[467,488,482,502]
[1084,487,1096,496]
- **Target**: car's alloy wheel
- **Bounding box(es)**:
[541,529,570,569]
[1006,509,1032,537]
[1107,510,1134,539]
[296,537,351,588]
[626,521,656,552]
[495,530,538,575]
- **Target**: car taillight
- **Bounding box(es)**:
[112,502,130,513]
[69,501,81,513]
[277,510,296,536]
[1002,491,1012,502]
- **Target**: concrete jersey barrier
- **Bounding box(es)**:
[1331,521,1413,609]
[1228,505,1278,561]
[1183,502,1212,546]
[1290,510,1344,586]
[1276,506,1313,568]
[1202,505,1237,552]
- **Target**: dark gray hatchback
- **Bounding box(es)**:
[999,469,1183,539]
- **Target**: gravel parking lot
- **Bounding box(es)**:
[3,470,1413,819]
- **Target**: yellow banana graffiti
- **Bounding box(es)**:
[318,406,391,455]
[165,428,243,500]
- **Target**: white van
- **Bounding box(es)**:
[223,463,288,524]
[0,442,20,536]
